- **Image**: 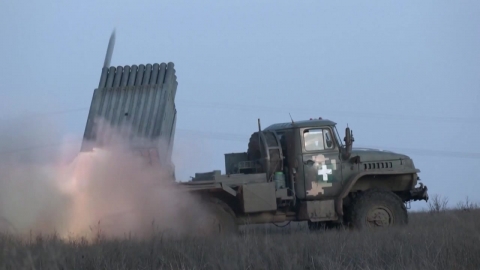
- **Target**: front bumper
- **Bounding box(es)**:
[409,183,429,202]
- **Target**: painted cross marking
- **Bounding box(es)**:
[318,165,332,181]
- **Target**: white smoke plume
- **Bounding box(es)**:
[0,117,209,240]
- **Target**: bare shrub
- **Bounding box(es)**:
[456,196,479,211]
[428,194,449,213]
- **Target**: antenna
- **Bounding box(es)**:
[289,113,295,124]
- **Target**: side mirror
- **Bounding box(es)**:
[342,126,354,160]
[344,126,354,145]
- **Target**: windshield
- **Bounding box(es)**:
[334,126,343,147]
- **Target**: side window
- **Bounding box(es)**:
[303,128,334,151]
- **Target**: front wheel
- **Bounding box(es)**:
[346,190,408,229]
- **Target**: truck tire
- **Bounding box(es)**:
[197,198,238,235]
[347,189,408,229]
[247,131,282,177]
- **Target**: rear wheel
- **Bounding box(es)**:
[346,189,408,229]
[196,198,238,235]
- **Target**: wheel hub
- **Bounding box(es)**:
[366,207,394,227]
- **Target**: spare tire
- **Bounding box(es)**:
[247,131,282,179]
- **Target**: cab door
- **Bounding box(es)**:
[301,127,343,199]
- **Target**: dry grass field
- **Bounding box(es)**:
[0,196,479,270]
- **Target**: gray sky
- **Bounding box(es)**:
[1,1,479,210]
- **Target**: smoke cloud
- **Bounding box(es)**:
[0,117,209,240]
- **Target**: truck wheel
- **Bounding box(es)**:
[197,198,238,236]
[347,190,407,229]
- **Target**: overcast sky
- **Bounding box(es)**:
[1,1,479,210]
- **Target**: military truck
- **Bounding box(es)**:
[180,118,429,232]
[83,32,428,233]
